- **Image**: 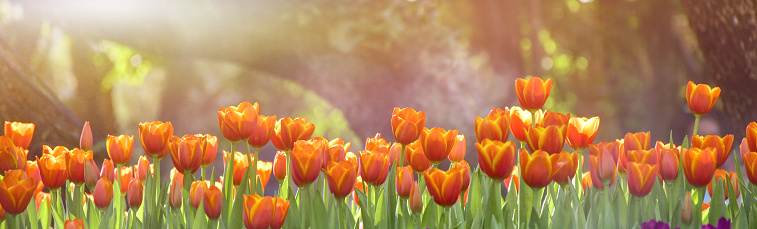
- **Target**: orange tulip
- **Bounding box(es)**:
[405,140,431,173]
[423,168,463,207]
[707,169,739,200]
[474,111,509,143]
[743,150,757,185]
[324,161,358,199]
[588,142,619,189]
[248,114,277,149]
[0,136,25,173]
[419,127,459,164]
[94,177,113,209]
[0,170,35,214]
[271,117,316,151]
[408,181,422,213]
[223,151,248,186]
[476,139,516,180]
[38,153,67,190]
[64,218,85,229]
[345,151,359,171]
[685,81,720,117]
[100,159,115,183]
[290,140,325,187]
[525,125,567,155]
[682,148,717,187]
[204,186,223,219]
[359,149,390,186]
[256,161,273,192]
[581,171,593,191]
[273,151,287,181]
[692,134,734,168]
[552,151,580,185]
[391,107,426,145]
[626,149,658,165]
[34,191,50,211]
[271,197,290,229]
[243,194,274,229]
[138,121,174,158]
[514,77,552,111]
[218,101,259,142]
[198,134,219,167]
[127,179,143,208]
[26,160,44,195]
[80,121,93,151]
[396,166,414,198]
[389,142,401,166]
[84,158,99,188]
[169,135,203,174]
[448,135,466,162]
[627,162,658,197]
[508,107,532,142]
[535,111,570,128]
[134,156,153,181]
[519,149,556,189]
[622,131,651,154]
[324,138,349,169]
[4,121,34,149]
[365,134,391,161]
[118,166,134,194]
[747,122,757,152]
[454,160,471,192]
[107,135,134,166]
[566,116,600,150]
[66,148,93,185]
[190,180,208,209]
[657,145,680,182]
[352,176,365,206]
[169,168,183,209]
[504,165,520,192]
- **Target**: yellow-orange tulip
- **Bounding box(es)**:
[359,149,390,186]
[474,111,509,143]
[409,181,422,213]
[391,107,426,145]
[34,191,50,211]
[127,179,143,208]
[627,162,658,197]
[107,135,134,166]
[38,153,67,190]
[707,169,739,200]
[508,106,532,142]
[324,138,349,169]
[476,139,516,180]
[66,148,93,185]
[26,160,44,195]
[405,140,431,173]
[256,161,273,192]
[271,117,315,151]
[190,180,208,209]
[100,159,115,183]
[686,81,720,117]
[169,135,203,174]
[692,134,734,168]
[448,135,466,162]
[324,161,358,199]
[454,160,471,192]
[64,218,85,229]
[588,142,619,189]
[80,121,93,151]
[204,186,223,219]
[0,136,25,173]
[514,77,552,111]
[223,151,248,186]
[525,125,567,155]
[419,127,458,164]
[747,122,757,152]
[743,150,757,185]
[273,151,287,181]
[552,151,579,185]
[119,166,134,194]
[290,140,324,187]
[504,166,520,192]
[623,131,651,153]
[4,121,34,149]
[519,149,556,189]
[93,177,113,209]
[134,156,152,181]
[627,149,657,165]
[218,101,259,142]
[566,116,600,150]
[198,134,218,167]
[423,168,463,207]
[243,194,274,229]
[535,111,570,128]
[582,171,593,191]
[248,114,277,149]
[271,197,290,229]
[0,170,35,214]
[396,166,413,198]
[682,148,717,187]
[138,121,173,158]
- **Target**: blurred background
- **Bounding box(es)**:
[1,0,756,193]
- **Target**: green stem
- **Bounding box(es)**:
[201,166,206,182]
[447,207,453,228]
[153,157,161,226]
[116,166,122,228]
[253,147,260,195]
[6,213,17,229]
[696,186,705,227]
[245,142,254,195]
[692,116,701,142]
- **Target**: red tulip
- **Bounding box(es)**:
[204,186,223,219]
[657,145,680,182]
[396,166,413,198]
[682,148,717,187]
[391,107,426,145]
[80,121,93,151]
[514,77,552,111]
[535,111,570,128]
[626,149,658,165]
[270,197,290,229]
[475,110,509,143]
[448,135,466,162]
[552,151,580,186]
[272,151,287,181]
[218,101,259,142]
[64,218,85,229]
[66,148,93,185]
[588,142,619,189]
[691,134,734,168]
[408,181,422,213]
[138,121,174,158]
[271,117,315,151]
[100,159,115,183]
[519,149,557,189]
[107,135,134,166]
[627,162,658,197]
[324,161,358,199]
[423,168,463,207]
[190,180,208,209]
[707,169,739,200]
[248,114,277,149]
[169,135,203,174]
[685,81,720,117]
[94,177,113,209]
[747,122,757,153]
[0,136,25,173]
[134,156,152,181]
[4,121,34,149]
[525,125,567,155]
[405,140,431,173]
[243,194,273,229]
[419,127,459,164]
[127,179,143,208]
[84,158,99,188]
[359,149,390,186]
[476,139,516,180]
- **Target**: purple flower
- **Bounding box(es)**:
[641,219,672,229]
[701,218,731,229]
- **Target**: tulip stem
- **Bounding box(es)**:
[201,167,206,182]
[6,213,17,229]
[153,157,162,226]
[245,142,256,195]
[696,186,705,227]
[692,116,700,147]
[253,147,260,195]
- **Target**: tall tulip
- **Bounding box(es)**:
[448,135,466,162]
[66,148,93,185]
[0,170,35,214]
[204,186,223,219]
[685,81,720,117]
[405,140,431,173]
[290,140,324,187]
[243,194,274,229]
[476,139,516,180]
[508,106,532,142]
[271,117,315,151]
[588,142,619,189]
[127,179,143,208]
[552,151,580,185]
[0,136,24,173]
[273,151,287,181]
[566,116,600,150]
[519,149,557,189]
[423,168,463,207]
[199,134,219,167]
[218,101,259,142]
[419,127,458,164]
[474,111,509,143]
[692,134,734,168]
[93,177,113,209]
[514,77,552,111]
[79,121,93,151]
[37,153,67,190]
[682,148,717,187]
[395,165,413,198]
[657,145,680,182]
[627,162,658,197]
[525,125,567,155]
[138,121,174,158]
[324,161,358,199]
[248,114,277,149]
[271,197,290,229]
[107,135,134,166]
[169,135,203,174]
[4,121,34,149]
[190,181,208,209]
[707,169,739,200]
[359,149,390,186]
[391,107,426,145]
[747,122,757,152]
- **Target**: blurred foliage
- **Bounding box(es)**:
[95,40,153,92]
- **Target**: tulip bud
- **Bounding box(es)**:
[127,179,143,208]
[448,135,466,162]
[84,159,100,189]
[681,191,693,225]
[80,121,93,151]
[135,156,151,181]
[408,181,422,213]
[190,181,209,209]
[396,166,414,198]
[100,159,115,182]
[169,168,183,209]
[273,151,287,181]
[203,186,222,220]
[64,218,85,229]
[93,177,113,209]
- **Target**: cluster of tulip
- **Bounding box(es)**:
[1,77,756,229]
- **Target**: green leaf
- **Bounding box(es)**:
[312,188,329,229]
[568,181,586,228]
[228,165,250,229]
[354,187,373,229]
[98,206,114,229]
[375,187,385,224]
[38,196,50,229]
[710,179,725,225]
[285,185,301,229]
[470,211,483,229]
[420,198,437,229]
[26,196,38,229]
[191,202,208,229]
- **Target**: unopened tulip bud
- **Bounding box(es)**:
[93,178,113,209]
[409,181,422,213]
[64,218,85,229]
[190,180,208,209]
[80,121,93,151]
[84,159,100,189]
[127,179,143,208]
[169,168,183,209]
[203,186,222,220]
[681,191,693,225]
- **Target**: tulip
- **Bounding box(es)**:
[448,135,466,162]
[218,101,259,142]
[84,158,99,188]
[345,151,359,171]
[324,161,358,199]
[288,140,324,187]
[476,139,516,180]
[190,180,208,209]
[514,77,552,111]
[134,156,153,181]
[627,162,658,197]
[248,114,277,149]
[508,107,532,142]
[623,131,651,153]
[535,111,570,128]
[626,149,657,165]
[454,160,471,192]
[94,177,113,209]
[169,135,203,174]
[581,171,593,191]
[127,179,143,208]
[64,218,85,229]
[0,170,35,214]
[391,107,426,145]
[204,186,222,219]
[119,166,134,194]
[504,166,520,192]
[34,191,50,211]
[552,151,580,185]
[100,159,115,183]
[389,142,402,166]
[588,142,619,189]
[139,121,174,158]
[566,116,600,150]
[365,134,391,155]
[395,166,413,198]
[80,121,93,151]
[0,136,25,173]
[474,111,509,143]
[243,194,274,229]
[682,148,717,187]
[271,197,290,229]
[409,181,422,213]
[681,192,693,224]
[324,138,349,169]
[271,117,316,151]
[38,153,67,190]
[423,168,463,207]
[255,161,273,192]
[525,125,567,155]
[692,134,734,168]
[107,135,134,166]
[359,149,390,186]
[4,121,34,149]
[66,148,93,185]
[419,127,459,164]
[273,151,287,181]
[169,168,183,209]
[747,122,757,152]
[405,140,431,173]
[657,146,680,182]
[352,176,365,206]
[198,134,219,167]
[707,169,739,200]
[519,149,556,189]
[685,81,720,117]
[26,160,44,195]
